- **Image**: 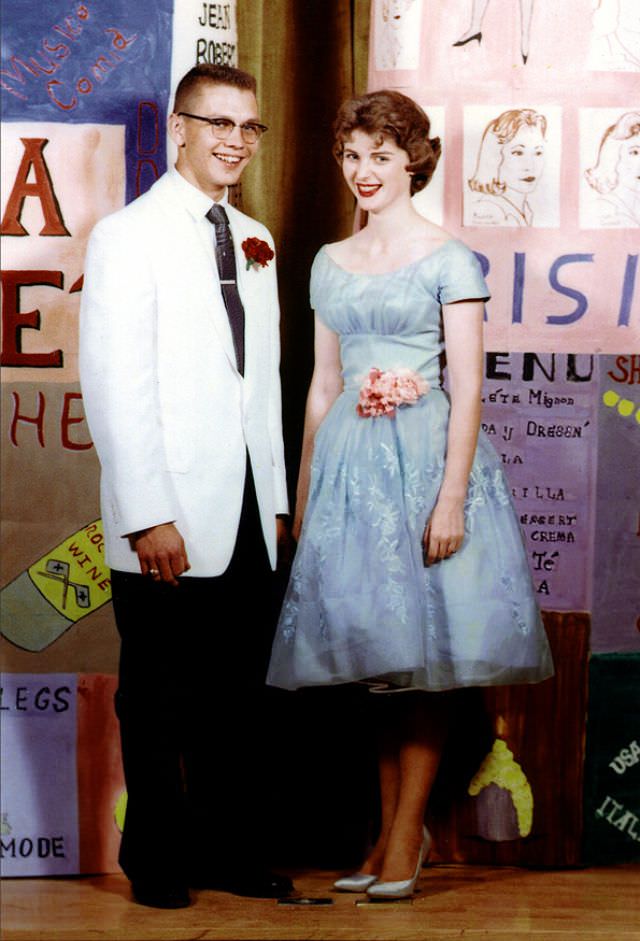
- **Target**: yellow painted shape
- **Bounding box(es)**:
[603,389,640,422]
[28,520,111,622]
[468,738,534,837]
[114,790,128,833]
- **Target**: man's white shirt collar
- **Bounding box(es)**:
[168,166,229,221]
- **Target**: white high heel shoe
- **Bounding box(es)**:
[366,826,432,900]
[333,871,378,892]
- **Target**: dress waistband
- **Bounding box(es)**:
[353,367,435,419]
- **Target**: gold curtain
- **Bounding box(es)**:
[237,0,370,487]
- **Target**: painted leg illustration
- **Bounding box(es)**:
[520,0,535,63]
[453,0,489,46]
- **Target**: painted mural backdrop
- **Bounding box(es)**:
[371,0,639,354]
[369,0,639,863]
[1,0,638,876]
[1,0,238,875]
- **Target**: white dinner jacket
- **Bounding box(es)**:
[79,171,288,576]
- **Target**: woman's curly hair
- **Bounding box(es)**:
[333,89,441,195]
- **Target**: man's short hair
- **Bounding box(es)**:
[173,64,257,113]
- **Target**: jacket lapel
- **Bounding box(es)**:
[227,207,267,385]
[150,175,238,372]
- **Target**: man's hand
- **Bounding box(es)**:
[132,523,190,586]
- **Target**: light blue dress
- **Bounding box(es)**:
[267,240,554,692]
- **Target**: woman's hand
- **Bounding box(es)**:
[422,496,465,566]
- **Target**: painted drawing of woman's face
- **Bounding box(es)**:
[498,124,546,195]
[616,133,640,192]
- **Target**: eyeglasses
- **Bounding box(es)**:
[178,112,268,144]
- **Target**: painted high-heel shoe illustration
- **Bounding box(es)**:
[453,31,482,46]
[366,826,432,900]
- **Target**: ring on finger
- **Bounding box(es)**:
[149,568,160,576]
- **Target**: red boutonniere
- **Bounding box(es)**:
[242,237,274,270]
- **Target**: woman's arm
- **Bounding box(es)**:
[293,316,343,539]
[423,298,484,564]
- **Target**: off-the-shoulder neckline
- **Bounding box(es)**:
[320,238,458,277]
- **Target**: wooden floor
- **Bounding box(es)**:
[2,865,640,941]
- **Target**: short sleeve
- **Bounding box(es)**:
[309,248,327,311]
[437,240,490,305]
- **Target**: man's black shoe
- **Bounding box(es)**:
[191,868,294,899]
[131,880,190,909]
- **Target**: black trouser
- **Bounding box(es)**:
[111,470,280,884]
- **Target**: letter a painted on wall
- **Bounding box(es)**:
[1,138,70,236]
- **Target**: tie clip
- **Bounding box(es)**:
[220,279,236,285]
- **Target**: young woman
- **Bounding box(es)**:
[267,90,553,899]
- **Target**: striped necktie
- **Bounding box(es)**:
[206,203,245,375]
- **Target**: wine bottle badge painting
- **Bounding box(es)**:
[1,522,111,653]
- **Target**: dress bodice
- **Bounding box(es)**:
[310,240,489,390]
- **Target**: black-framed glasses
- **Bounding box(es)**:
[178,112,268,144]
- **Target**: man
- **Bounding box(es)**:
[79,64,292,909]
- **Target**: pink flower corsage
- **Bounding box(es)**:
[242,236,274,270]
[357,367,430,418]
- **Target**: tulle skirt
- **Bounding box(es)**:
[267,388,554,692]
